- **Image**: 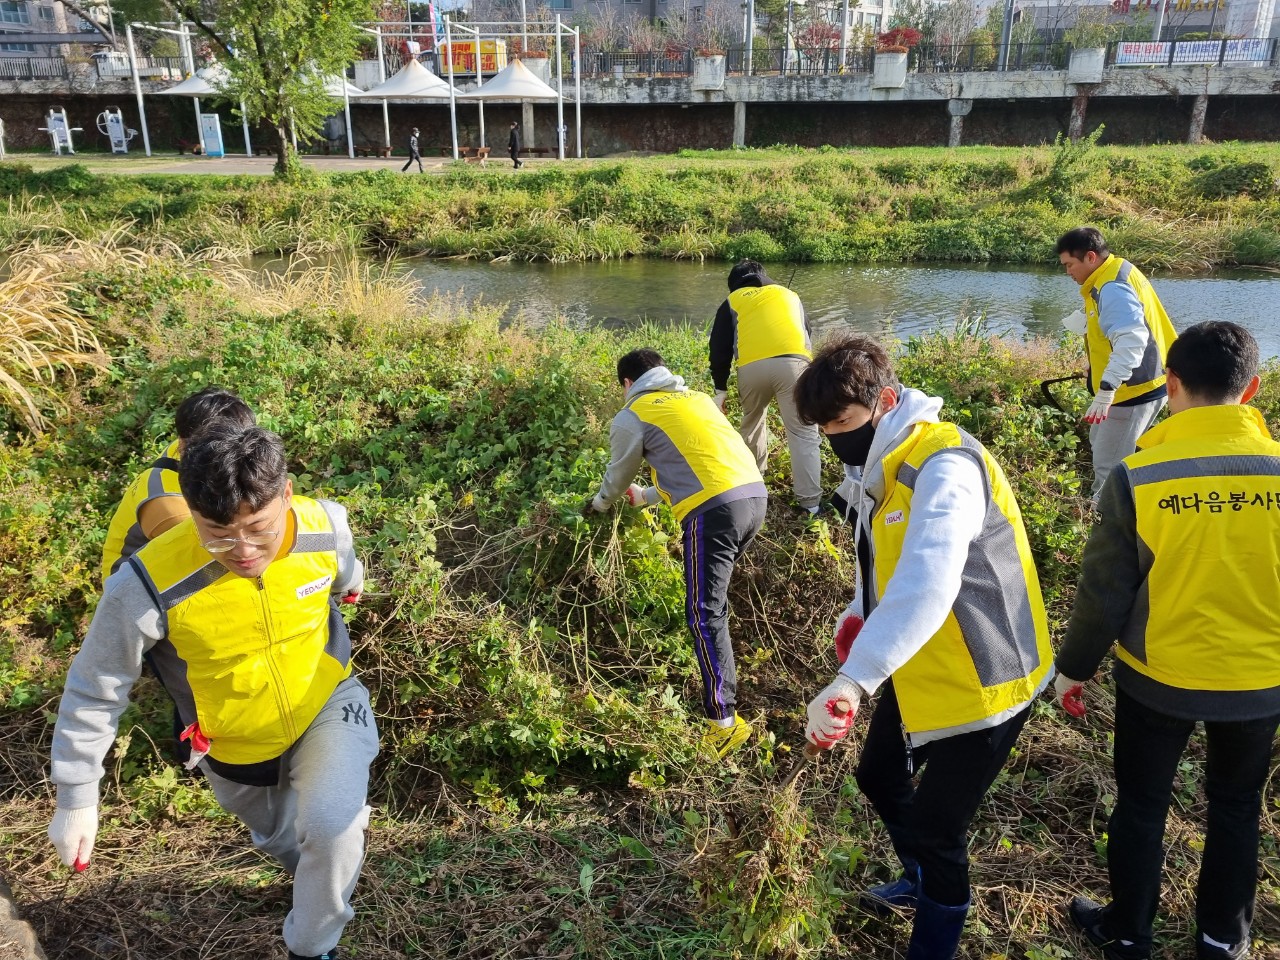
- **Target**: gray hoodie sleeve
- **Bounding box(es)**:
[50,568,165,810]
[838,449,987,696]
[319,499,364,596]
[594,410,648,509]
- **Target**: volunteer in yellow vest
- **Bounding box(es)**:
[794,333,1052,960]
[709,260,823,513]
[48,424,373,960]
[1054,321,1279,960]
[101,386,256,583]
[584,348,767,759]
[1056,227,1177,501]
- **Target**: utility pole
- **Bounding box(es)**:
[1151,0,1166,40]
[745,0,755,75]
[839,0,849,67]
[998,0,1014,70]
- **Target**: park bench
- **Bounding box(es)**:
[354,146,393,158]
[465,146,491,166]
[254,144,276,156]
[519,146,551,158]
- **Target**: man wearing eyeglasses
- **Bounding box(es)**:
[47,424,373,960]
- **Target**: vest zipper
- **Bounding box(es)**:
[902,724,914,775]
[257,574,299,746]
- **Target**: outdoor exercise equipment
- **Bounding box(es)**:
[39,107,82,155]
[96,107,138,154]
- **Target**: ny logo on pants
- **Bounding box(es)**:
[341,702,369,727]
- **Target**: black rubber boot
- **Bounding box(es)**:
[905,892,969,960]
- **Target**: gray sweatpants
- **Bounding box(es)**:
[738,355,822,508]
[203,676,380,957]
[1089,395,1165,502]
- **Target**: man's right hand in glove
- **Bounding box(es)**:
[49,805,97,870]
[805,675,862,749]
[623,483,647,506]
[1083,388,1116,425]
[1054,673,1087,718]
[713,391,728,413]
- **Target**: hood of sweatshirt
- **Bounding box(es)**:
[844,385,945,505]
[625,365,687,401]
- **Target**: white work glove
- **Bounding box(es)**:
[1061,309,1087,335]
[48,805,98,869]
[1083,389,1115,425]
[623,483,647,506]
[1054,673,1086,718]
[805,674,862,750]
[713,390,728,413]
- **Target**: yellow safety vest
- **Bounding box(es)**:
[1080,255,1177,404]
[129,496,351,768]
[1119,404,1280,691]
[728,285,811,368]
[872,422,1052,733]
[101,440,184,584]
[625,390,765,522]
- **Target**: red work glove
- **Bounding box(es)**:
[834,612,864,665]
[1054,673,1086,718]
[341,590,361,604]
[804,675,862,749]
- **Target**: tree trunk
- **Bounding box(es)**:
[273,124,302,179]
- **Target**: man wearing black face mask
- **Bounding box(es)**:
[791,333,1053,960]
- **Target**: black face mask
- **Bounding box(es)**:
[826,418,876,467]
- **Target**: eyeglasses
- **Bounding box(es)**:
[201,502,286,555]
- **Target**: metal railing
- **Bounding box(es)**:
[93,55,185,79]
[583,50,693,77]
[913,41,1070,73]
[724,46,877,75]
[0,55,68,79]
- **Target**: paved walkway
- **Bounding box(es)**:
[2,152,577,175]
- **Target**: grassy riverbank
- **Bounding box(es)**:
[3,141,1280,269]
[2,235,1280,959]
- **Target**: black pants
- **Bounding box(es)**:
[1104,688,1279,951]
[402,150,422,172]
[509,147,522,168]
[682,497,766,720]
[856,680,1030,906]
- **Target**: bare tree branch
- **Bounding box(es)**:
[161,0,234,58]
[56,0,119,48]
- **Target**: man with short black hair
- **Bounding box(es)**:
[709,259,822,514]
[49,424,373,960]
[101,387,256,583]
[1056,226,1177,501]
[795,333,1052,960]
[584,348,767,759]
[1054,321,1279,960]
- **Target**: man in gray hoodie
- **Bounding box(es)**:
[794,334,1053,960]
[47,424,375,960]
[584,349,767,759]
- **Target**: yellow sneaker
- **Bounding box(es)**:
[701,714,752,759]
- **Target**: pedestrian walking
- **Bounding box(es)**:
[508,121,523,169]
[583,349,766,760]
[402,127,423,172]
[1056,226,1176,502]
[1055,321,1279,960]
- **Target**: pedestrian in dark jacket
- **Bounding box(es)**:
[508,122,522,169]
[402,127,422,172]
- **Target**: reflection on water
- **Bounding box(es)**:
[395,258,1280,356]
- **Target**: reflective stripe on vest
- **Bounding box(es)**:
[624,390,764,522]
[129,496,351,766]
[101,439,185,583]
[1081,257,1177,404]
[873,422,1052,733]
[728,285,811,368]
[1118,404,1280,692]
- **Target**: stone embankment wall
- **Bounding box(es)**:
[0,875,46,960]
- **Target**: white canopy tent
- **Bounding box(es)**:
[353,59,457,158]
[322,75,364,158]
[456,58,558,99]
